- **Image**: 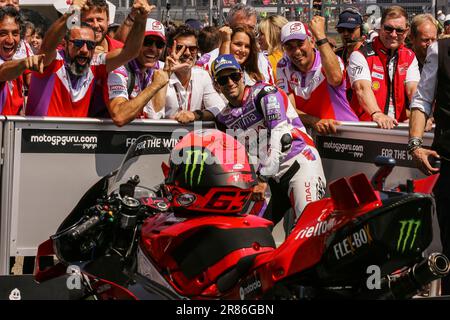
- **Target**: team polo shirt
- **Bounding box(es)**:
[107,59,165,119]
[0,57,24,115]
[276,50,358,121]
[196,48,274,85]
[26,50,107,117]
[163,67,226,118]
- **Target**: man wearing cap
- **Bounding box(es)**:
[196,3,274,85]
[106,18,169,125]
[348,6,420,128]
[335,8,365,66]
[208,53,326,227]
[160,25,225,122]
[26,0,153,117]
[276,16,358,135]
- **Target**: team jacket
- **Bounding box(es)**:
[350,37,416,121]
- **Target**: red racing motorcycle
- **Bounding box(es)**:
[34,130,449,299]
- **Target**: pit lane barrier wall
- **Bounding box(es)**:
[0,118,442,278]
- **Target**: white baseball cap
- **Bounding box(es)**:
[145,18,166,41]
[281,21,312,44]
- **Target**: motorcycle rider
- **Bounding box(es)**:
[187,54,326,227]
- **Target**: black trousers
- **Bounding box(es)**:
[434,159,450,295]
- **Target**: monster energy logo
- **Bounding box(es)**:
[185,150,209,186]
[396,219,421,253]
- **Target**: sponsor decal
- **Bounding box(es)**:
[373,65,384,72]
[267,113,281,121]
[109,84,126,91]
[176,193,197,206]
[21,129,178,154]
[352,66,363,75]
[317,136,419,168]
[239,274,262,300]
[397,219,421,253]
[227,174,254,184]
[371,71,384,80]
[289,22,304,33]
[8,288,21,300]
[333,225,373,260]
[185,150,209,186]
[151,20,163,31]
[295,216,340,240]
[372,81,380,90]
[233,164,244,170]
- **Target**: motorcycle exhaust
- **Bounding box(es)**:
[378,253,450,299]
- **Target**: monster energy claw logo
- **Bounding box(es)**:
[185,150,209,186]
[397,219,421,253]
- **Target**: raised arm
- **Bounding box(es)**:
[309,16,342,87]
[39,0,88,67]
[105,1,154,73]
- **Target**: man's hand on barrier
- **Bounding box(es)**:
[174,110,195,124]
[411,147,440,176]
[314,119,341,135]
[251,182,267,202]
[25,54,45,73]
[372,112,398,129]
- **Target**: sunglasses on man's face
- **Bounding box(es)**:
[383,25,407,35]
[143,37,166,49]
[69,39,96,50]
[176,44,198,54]
[216,72,242,86]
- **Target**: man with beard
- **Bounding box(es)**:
[276,17,358,135]
[0,5,43,115]
[106,18,170,126]
[162,25,225,122]
[348,6,420,128]
[26,0,153,117]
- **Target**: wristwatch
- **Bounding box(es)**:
[407,137,423,154]
[258,175,270,183]
[316,38,329,47]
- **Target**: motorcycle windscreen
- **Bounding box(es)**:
[108,134,165,197]
[317,193,433,285]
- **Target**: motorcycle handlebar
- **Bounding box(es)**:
[68,215,101,240]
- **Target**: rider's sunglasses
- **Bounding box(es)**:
[176,44,198,54]
[383,25,407,35]
[216,72,242,86]
[69,39,96,50]
[143,37,166,49]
